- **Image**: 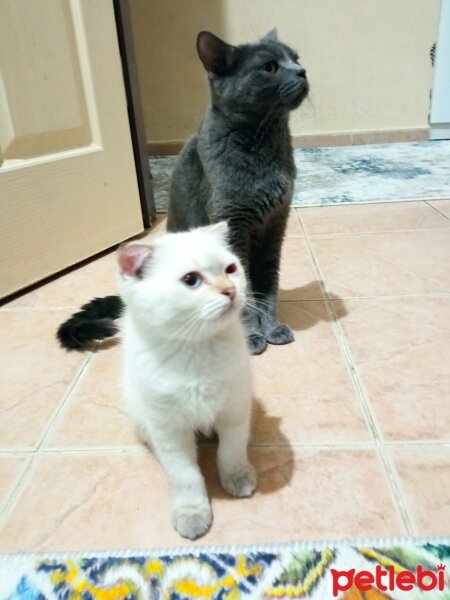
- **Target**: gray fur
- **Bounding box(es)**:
[167,30,309,354]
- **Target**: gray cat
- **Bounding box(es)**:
[56,29,308,355]
[168,29,308,354]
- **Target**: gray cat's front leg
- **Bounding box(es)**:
[242,302,268,355]
[237,258,269,355]
[251,212,295,346]
[215,214,268,354]
[260,290,295,345]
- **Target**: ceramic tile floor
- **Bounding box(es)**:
[1,200,450,552]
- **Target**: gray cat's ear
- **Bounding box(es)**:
[262,28,278,41]
[203,221,229,242]
[118,243,154,279]
[197,31,235,75]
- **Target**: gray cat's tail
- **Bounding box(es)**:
[56,295,124,350]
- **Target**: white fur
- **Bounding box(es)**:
[119,224,256,539]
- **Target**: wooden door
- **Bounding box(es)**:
[0,0,144,298]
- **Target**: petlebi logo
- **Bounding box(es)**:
[331,563,446,596]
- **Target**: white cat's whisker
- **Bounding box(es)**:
[246,297,271,311]
[251,291,271,301]
[161,313,204,345]
[200,303,230,321]
[248,296,271,308]
[245,303,267,318]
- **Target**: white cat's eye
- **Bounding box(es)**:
[264,60,278,74]
[225,263,237,274]
[182,271,203,288]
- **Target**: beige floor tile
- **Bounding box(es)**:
[336,298,450,441]
[0,311,89,450]
[0,455,29,512]
[389,446,450,535]
[46,301,365,451]
[311,230,450,297]
[251,301,370,445]
[0,447,404,552]
[2,202,448,551]
[150,213,168,232]
[44,345,140,450]
[285,211,302,237]
[204,447,405,545]
[140,213,167,239]
[298,201,450,236]
[278,238,323,301]
[427,199,450,219]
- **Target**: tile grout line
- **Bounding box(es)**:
[377,449,420,535]
[298,210,416,535]
[294,209,415,535]
[374,447,417,535]
[8,296,450,309]
[298,229,450,240]
[279,292,450,302]
[424,200,450,221]
[294,210,380,440]
[294,212,381,442]
[292,196,450,208]
[0,454,37,532]
[0,454,34,520]
[0,440,449,455]
[0,351,101,534]
[305,226,450,237]
[36,351,96,452]
[301,214,416,535]
[0,306,82,312]
[0,352,97,531]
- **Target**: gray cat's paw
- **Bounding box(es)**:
[266,323,295,345]
[220,464,257,498]
[172,504,212,540]
[247,333,267,355]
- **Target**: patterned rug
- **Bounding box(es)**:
[1,538,449,599]
[150,140,450,211]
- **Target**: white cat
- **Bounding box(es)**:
[118,222,257,539]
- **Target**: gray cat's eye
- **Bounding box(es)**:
[264,60,278,73]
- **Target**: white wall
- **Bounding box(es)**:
[129,0,440,146]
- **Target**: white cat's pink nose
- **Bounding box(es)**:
[221,287,236,301]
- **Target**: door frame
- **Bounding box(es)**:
[430,0,450,140]
[113,0,155,226]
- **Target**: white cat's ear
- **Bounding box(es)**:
[118,243,154,279]
[197,31,236,75]
[202,221,229,243]
[262,28,278,41]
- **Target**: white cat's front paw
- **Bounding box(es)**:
[220,463,257,498]
[172,504,212,540]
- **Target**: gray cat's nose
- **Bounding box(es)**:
[297,68,307,79]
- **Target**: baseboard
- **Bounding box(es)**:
[429,123,450,140]
[292,127,429,148]
[147,127,430,156]
[148,141,184,156]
